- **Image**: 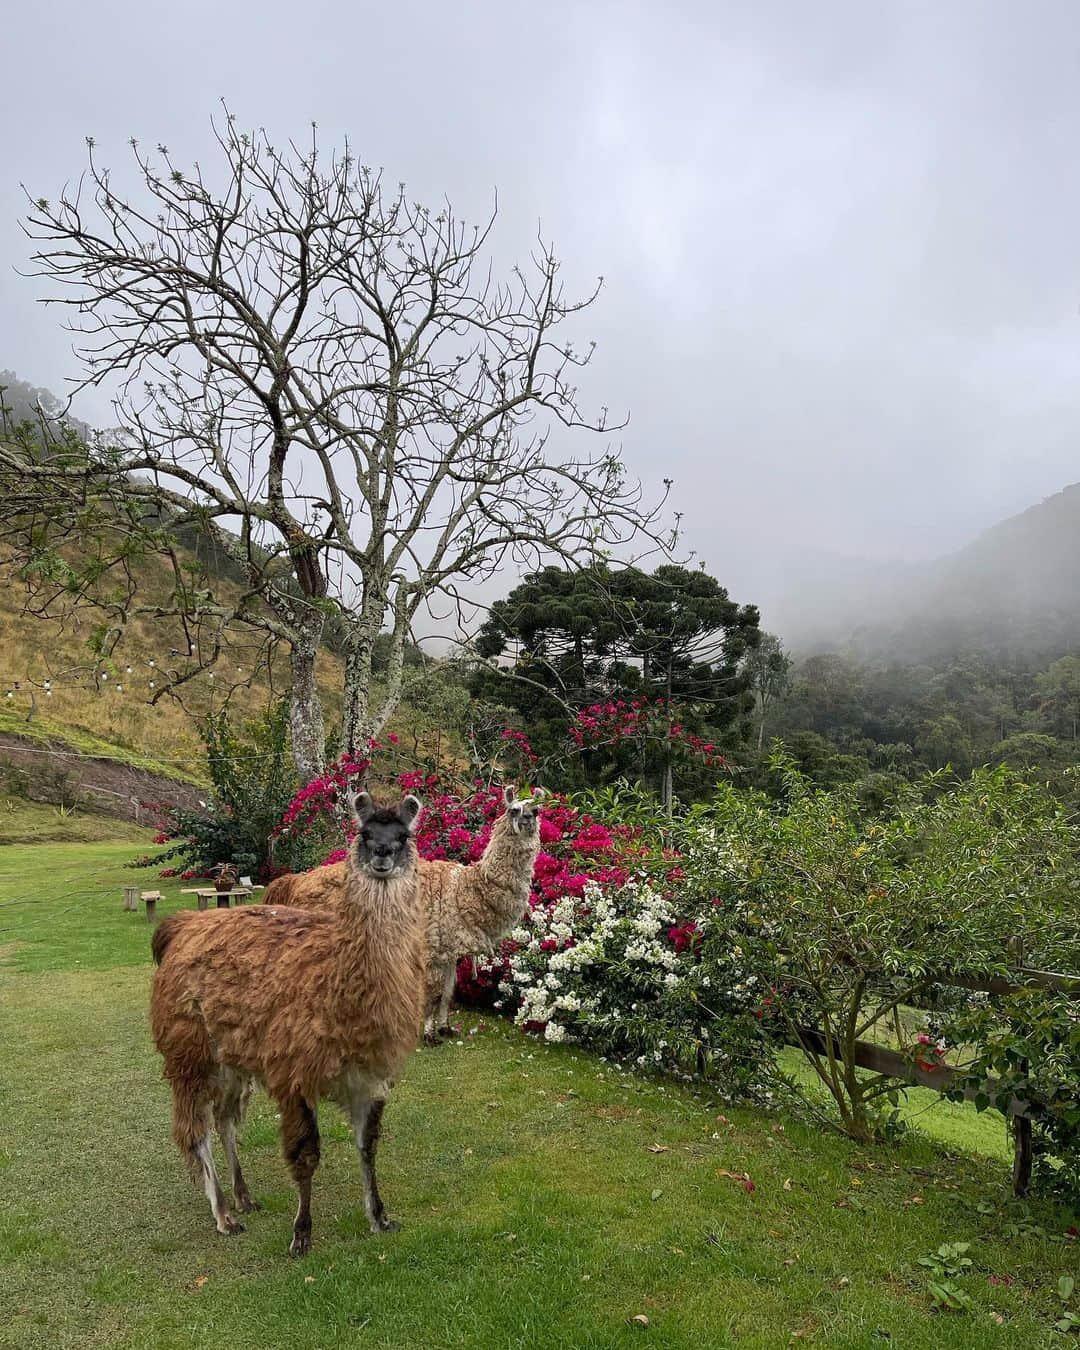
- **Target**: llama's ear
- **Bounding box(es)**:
[503,785,516,807]
[348,790,375,826]
[399,794,422,832]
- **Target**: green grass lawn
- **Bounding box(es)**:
[1,843,1076,1349]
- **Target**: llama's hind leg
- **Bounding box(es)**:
[280,1095,320,1257]
[215,1070,259,1213]
[170,1072,244,1236]
[347,1091,397,1233]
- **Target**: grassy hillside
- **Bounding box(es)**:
[0,795,154,846]
[0,537,345,782]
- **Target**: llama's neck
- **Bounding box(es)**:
[336,845,422,965]
[475,816,540,901]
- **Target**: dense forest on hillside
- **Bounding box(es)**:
[763,648,1080,799]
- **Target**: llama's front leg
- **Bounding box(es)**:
[435,962,457,1038]
[423,964,449,1045]
[280,1095,321,1257]
[348,1095,398,1233]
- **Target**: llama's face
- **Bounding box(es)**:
[348,792,422,879]
[503,785,545,838]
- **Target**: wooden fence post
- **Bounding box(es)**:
[1008,935,1033,1198]
[123,886,138,912]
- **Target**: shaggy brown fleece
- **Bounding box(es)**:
[151,793,425,1255]
[265,789,541,1042]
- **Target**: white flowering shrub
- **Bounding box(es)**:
[498,876,773,1097]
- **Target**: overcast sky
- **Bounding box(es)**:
[2,0,1079,631]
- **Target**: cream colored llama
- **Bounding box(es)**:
[421,786,543,1042]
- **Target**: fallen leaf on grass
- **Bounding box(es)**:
[647,1143,670,1153]
[304,1275,316,1284]
[716,1169,756,1192]
[783,1178,793,1191]
[903,1195,924,1207]
[651,1188,663,1201]
[837,1277,850,1288]
[631,1314,650,1326]
[193,1276,209,1289]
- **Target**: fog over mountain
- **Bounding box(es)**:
[776,482,1080,662]
[3,1,1080,641]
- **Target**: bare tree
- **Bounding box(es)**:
[8,115,668,779]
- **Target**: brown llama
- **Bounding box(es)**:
[150,792,425,1255]
[265,786,544,1044]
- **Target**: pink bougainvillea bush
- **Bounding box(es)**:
[271,761,772,1097]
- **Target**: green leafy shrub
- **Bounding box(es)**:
[138,701,307,879]
[944,989,1080,1206]
[671,757,1077,1144]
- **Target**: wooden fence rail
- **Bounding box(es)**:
[796,947,1076,1196]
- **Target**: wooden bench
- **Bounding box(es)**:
[181,886,264,910]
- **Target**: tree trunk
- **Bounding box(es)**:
[661,661,674,816]
[289,627,326,783]
[370,597,410,739]
[341,628,374,757]
[340,606,390,757]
